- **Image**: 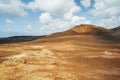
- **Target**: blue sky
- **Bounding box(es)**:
[0,0,120,37]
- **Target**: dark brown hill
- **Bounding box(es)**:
[111,26,120,31]
[0,36,45,44]
[111,26,120,38]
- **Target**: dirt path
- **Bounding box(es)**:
[0,48,77,80]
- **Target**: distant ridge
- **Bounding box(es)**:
[0,36,45,44]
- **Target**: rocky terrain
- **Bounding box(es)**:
[0,24,120,80]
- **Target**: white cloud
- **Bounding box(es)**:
[39,12,52,24]
[6,19,14,25]
[97,16,119,28]
[81,0,91,8]
[27,24,32,31]
[90,0,120,27]
[39,19,71,34]
[39,12,91,35]
[27,0,80,16]
[39,12,70,33]
[36,0,88,35]
[71,16,91,25]
[0,0,27,16]
[64,5,81,20]
[26,24,33,33]
[92,0,120,18]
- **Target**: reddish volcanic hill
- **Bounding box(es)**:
[70,24,110,34]
[48,24,111,37]
[46,24,113,41]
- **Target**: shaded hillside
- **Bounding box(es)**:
[111,26,120,38]
[0,36,45,44]
[111,26,120,31]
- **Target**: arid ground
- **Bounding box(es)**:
[0,25,120,80]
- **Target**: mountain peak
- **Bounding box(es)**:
[47,24,111,38]
[70,24,110,35]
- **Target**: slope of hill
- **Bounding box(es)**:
[45,24,119,42]
[111,26,120,31]
[111,26,120,38]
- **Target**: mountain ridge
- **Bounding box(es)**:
[47,24,118,37]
